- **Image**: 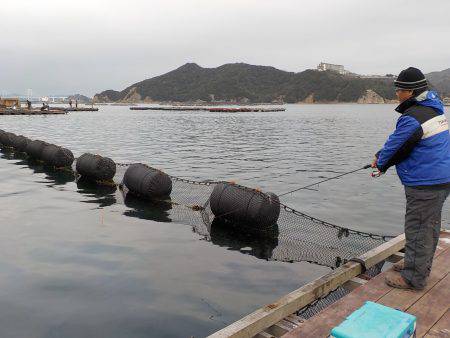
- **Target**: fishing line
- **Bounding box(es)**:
[214,164,372,220]
[278,164,372,197]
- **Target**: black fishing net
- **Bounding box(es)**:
[0,135,391,270]
[114,163,391,269]
[296,260,385,319]
[1,143,390,321]
[117,162,390,317]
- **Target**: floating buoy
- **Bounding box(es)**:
[76,153,116,181]
[123,163,172,199]
[41,144,74,168]
[210,182,280,229]
[0,132,17,148]
[10,135,30,153]
[26,140,49,159]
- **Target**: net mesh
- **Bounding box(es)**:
[296,260,385,319]
[115,163,391,269]
[0,148,391,270]
[117,162,390,318]
[1,149,390,319]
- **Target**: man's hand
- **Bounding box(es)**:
[371,156,378,168]
[371,155,382,177]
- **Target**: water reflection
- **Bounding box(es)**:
[0,148,76,186]
[0,147,23,160]
[24,160,76,186]
[76,178,117,208]
[208,219,279,260]
[123,192,172,223]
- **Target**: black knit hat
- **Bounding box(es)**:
[394,67,428,90]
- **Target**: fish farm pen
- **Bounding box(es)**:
[130,106,286,112]
[54,107,99,112]
[0,126,448,338]
[0,128,392,265]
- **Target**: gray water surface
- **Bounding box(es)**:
[0,104,448,337]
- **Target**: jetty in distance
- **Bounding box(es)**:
[129,106,286,112]
[0,109,67,116]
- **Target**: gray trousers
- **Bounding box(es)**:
[401,185,449,289]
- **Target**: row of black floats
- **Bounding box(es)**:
[120,165,281,231]
[0,130,74,168]
[121,164,281,230]
[0,130,280,230]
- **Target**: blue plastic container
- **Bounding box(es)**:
[330,301,416,338]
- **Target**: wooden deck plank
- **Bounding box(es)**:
[407,273,450,337]
[377,248,450,311]
[283,314,304,326]
[208,234,406,338]
[284,232,450,338]
[283,268,392,337]
[424,309,450,338]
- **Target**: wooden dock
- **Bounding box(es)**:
[0,109,67,116]
[209,230,450,338]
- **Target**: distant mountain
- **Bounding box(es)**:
[68,94,92,103]
[427,68,450,97]
[94,63,449,104]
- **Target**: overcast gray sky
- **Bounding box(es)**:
[1,0,449,97]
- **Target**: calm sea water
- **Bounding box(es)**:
[0,104,448,337]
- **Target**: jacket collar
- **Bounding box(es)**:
[395,97,417,114]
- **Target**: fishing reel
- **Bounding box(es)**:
[366,163,383,178]
[371,169,383,178]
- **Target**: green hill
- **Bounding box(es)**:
[93,63,448,104]
[427,68,450,97]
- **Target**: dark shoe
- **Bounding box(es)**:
[385,272,423,290]
[392,260,404,272]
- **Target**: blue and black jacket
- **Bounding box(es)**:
[376,91,450,186]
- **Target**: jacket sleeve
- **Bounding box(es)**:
[376,115,423,172]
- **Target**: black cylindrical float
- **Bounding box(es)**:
[0,132,17,148]
[76,153,116,181]
[41,144,74,168]
[123,163,172,199]
[210,183,280,229]
[11,135,30,152]
[25,140,49,159]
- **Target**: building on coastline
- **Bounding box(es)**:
[316,63,396,79]
[317,62,349,75]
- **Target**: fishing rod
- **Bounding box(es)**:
[278,164,373,197]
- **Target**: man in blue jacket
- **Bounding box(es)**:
[373,67,450,290]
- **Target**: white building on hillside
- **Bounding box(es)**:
[317,62,348,75]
